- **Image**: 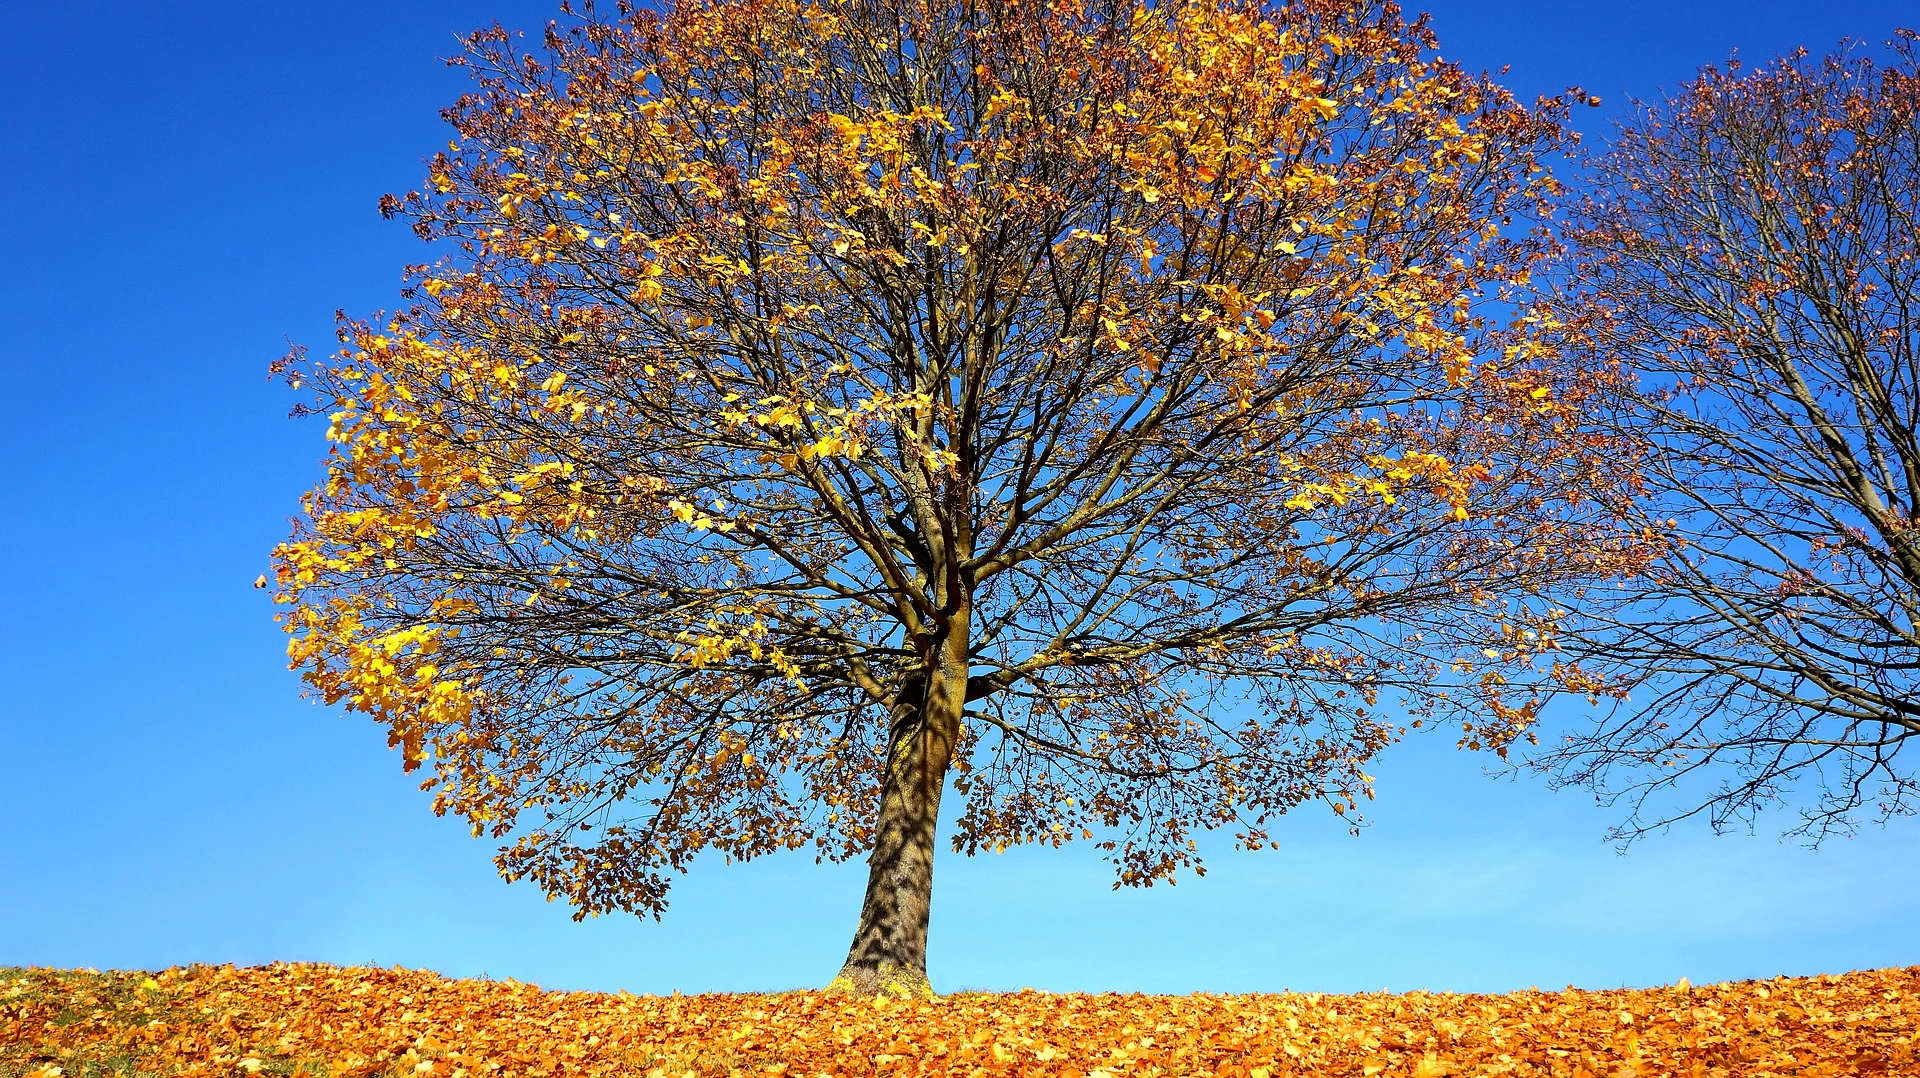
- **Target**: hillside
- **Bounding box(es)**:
[3,963,1912,1077]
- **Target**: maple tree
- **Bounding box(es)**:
[1534,35,1920,841]
[272,0,1632,996]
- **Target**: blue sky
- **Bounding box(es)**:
[3,0,1916,996]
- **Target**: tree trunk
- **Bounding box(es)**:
[824,663,965,998]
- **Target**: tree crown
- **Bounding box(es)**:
[274,0,1631,918]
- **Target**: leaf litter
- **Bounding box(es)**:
[4,964,1914,1077]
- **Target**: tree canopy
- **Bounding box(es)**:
[272,0,1633,995]
[1536,34,1920,842]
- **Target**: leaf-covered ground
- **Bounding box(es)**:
[3,963,1913,1078]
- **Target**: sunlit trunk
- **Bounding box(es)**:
[825,655,966,997]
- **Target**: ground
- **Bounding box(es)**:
[4,962,1914,1076]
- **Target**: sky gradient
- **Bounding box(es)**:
[4,0,1917,996]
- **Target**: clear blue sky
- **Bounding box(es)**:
[4,0,1916,996]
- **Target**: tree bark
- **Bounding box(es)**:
[824,660,965,998]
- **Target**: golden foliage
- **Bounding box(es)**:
[268,0,1643,929]
[7,963,1916,1077]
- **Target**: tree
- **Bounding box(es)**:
[272,0,1627,996]
[1537,34,1920,841]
